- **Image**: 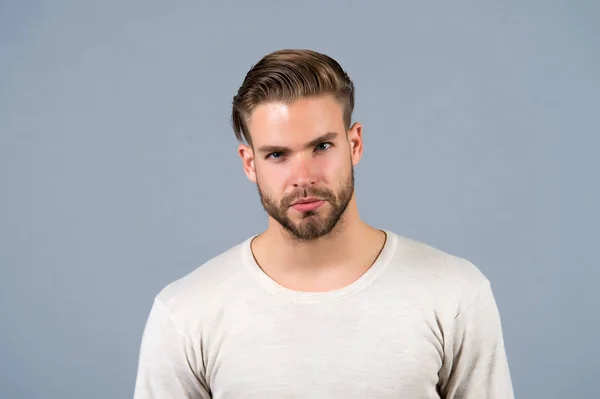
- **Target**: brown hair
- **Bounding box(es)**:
[231,49,355,146]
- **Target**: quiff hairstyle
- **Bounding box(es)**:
[231,49,355,147]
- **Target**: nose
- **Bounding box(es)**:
[291,154,316,188]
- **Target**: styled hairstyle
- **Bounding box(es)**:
[231,49,355,146]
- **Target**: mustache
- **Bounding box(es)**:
[281,187,336,208]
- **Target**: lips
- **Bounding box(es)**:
[290,198,325,212]
[292,197,322,206]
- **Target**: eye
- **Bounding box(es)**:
[315,142,332,151]
[267,152,285,160]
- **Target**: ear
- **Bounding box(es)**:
[347,122,363,166]
[238,143,257,183]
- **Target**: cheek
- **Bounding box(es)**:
[258,165,288,193]
[320,152,348,180]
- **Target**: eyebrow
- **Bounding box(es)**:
[256,131,339,154]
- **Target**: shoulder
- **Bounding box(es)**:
[151,237,254,329]
[386,231,491,311]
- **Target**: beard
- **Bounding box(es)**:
[256,166,355,242]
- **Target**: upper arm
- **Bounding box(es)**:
[438,283,514,399]
[134,299,211,399]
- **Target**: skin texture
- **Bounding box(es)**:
[238,94,386,292]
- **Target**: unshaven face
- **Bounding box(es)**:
[240,94,361,241]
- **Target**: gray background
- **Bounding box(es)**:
[0,1,596,398]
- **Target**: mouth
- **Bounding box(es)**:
[292,197,322,205]
[290,197,326,212]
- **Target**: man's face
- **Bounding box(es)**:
[240,95,361,241]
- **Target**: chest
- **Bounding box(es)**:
[203,297,445,398]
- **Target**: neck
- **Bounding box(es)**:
[255,197,380,273]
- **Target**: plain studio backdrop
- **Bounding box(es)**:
[0,1,596,398]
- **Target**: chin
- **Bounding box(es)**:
[295,208,327,218]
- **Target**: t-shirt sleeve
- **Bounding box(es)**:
[134,298,211,399]
[438,282,514,399]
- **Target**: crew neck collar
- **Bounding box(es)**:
[241,230,398,303]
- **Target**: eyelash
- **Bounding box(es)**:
[267,142,333,160]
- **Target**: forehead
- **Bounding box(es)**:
[247,95,345,146]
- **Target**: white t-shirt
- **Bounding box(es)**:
[134,230,514,398]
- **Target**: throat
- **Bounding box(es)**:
[250,227,387,293]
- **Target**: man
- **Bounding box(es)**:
[134,49,514,398]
